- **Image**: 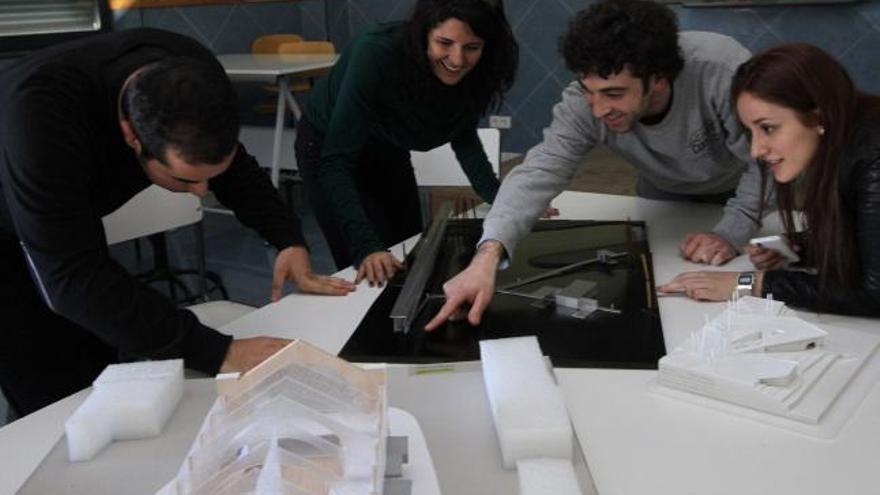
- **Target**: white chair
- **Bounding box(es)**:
[410,128,500,224]
[410,128,500,186]
[102,185,255,328]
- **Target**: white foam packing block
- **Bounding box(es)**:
[64,399,114,463]
[65,359,184,462]
[516,458,583,495]
[480,337,573,469]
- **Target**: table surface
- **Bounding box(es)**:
[217,53,338,81]
[2,191,878,495]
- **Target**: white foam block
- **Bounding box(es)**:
[65,359,184,462]
[480,337,573,469]
[517,458,583,495]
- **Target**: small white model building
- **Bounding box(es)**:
[480,336,584,495]
[658,296,880,424]
[158,341,388,495]
[65,359,184,462]
[480,336,573,469]
[516,458,583,495]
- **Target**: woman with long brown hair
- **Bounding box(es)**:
[659,43,880,316]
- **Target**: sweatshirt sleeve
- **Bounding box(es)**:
[1,87,231,374]
[480,83,597,262]
[703,46,772,249]
[450,123,500,203]
[209,143,307,251]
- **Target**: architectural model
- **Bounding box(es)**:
[480,336,572,469]
[658,296,880,424]
[480,336,583,495]
[157,341,389,495]
[65,359,184,462]
[344,218,665,369]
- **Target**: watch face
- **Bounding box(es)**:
[738,272,754,285]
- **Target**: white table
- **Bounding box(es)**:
[218,53,338,186]
[3,191,879,495]
[217,191,880,495]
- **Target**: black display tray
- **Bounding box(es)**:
[340,220,665,369]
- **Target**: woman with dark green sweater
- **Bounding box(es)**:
[296,0,517,284]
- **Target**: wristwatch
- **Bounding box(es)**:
[736,271,755,298]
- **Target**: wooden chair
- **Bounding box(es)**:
[276,40,336,92]
[250,35,335,115]
[250,33,304,54]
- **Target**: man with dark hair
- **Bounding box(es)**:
[0,28,354,417]
[122,57,242,166]
[427,0,764,330]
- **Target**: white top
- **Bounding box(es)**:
[217,53,338,83]
[3,192,879,495]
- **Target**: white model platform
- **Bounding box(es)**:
[655,297,880,436]
[17,379,440,495]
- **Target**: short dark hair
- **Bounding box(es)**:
[403,0,518,115]
[560,0,683,87]
[122,56,239,165]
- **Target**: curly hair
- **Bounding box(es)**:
[560,0,683,88]
[402,0,518,115]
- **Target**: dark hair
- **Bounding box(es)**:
[731,43,880,290]
[560,0,683,89]
[122,56,240,165]
[402,0,517,115]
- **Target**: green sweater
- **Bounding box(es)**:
[304,23,500,264]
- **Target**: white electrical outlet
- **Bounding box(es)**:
[489,115,512,129]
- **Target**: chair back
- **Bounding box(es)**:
[276,40,336,55]
[256,39,336,92]
[102,185,202,245]
[251,34,304,54]
[411,128,500,187]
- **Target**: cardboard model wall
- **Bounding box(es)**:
[158,341,388,495]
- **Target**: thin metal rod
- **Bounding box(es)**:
[495,288,622,314]
[641,253,652,309]
[196,221,209,302]
[498,251,628,291]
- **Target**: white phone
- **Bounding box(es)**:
[749,235,800,263]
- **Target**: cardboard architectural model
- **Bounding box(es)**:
[158,341,388,495]
[658,296,880,424]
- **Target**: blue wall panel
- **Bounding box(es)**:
[113,0,880,153]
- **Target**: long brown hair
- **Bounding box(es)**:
[731,43,880,290]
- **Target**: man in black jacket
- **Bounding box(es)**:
[0,28,354,417]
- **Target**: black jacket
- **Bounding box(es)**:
[763,120,880,316]
[0,28,306,374]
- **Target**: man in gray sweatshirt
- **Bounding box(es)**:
[427,0,768,330]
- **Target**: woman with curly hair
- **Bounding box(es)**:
[660,43,880,316]
[296,0,518,285]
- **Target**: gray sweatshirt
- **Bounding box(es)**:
[482,31,767,261]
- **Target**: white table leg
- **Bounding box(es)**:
[284,88,302,121]
[270,76,289,187]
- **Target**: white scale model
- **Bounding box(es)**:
[157,341,389,495]
[658,296,880,426]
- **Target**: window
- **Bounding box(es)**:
[0,0,104,37]
[0,0,111,56]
